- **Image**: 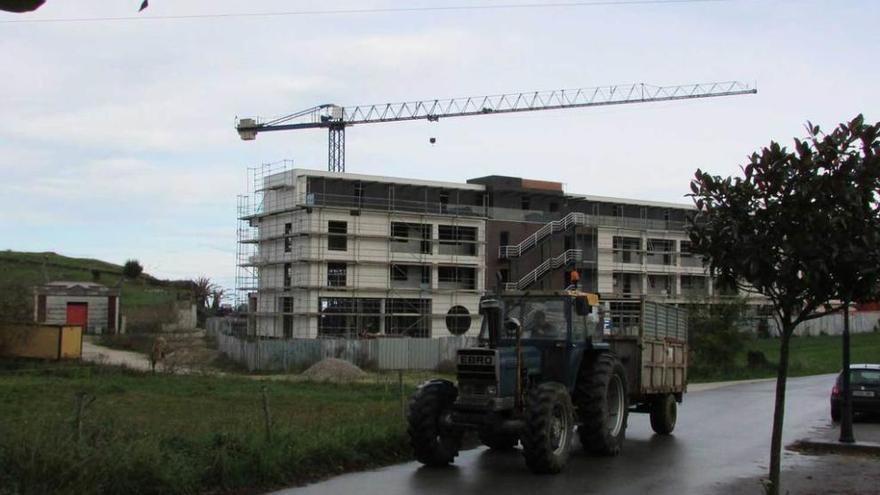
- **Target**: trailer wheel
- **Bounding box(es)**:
[479,430,519,450]
[649,394,677,435]
[521,382,574,474]
[407,380,462,466]
[574,353,628,456]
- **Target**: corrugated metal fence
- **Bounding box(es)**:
[768,311,880,337]
[214,331,477,372]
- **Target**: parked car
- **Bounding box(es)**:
[831,364,880,421]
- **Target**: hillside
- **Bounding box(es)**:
[0,250,191,324]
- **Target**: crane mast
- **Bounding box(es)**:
[236,80,756,173]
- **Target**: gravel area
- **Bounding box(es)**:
[301,358,367,382]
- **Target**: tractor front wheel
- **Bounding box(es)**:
[407,380,462,466]
[521,382,574,474]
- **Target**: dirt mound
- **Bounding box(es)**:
[301,358,366,382]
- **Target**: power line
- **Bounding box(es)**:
[1,0,733,24]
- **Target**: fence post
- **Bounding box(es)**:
[261,386,272,443]
[73,391,96,446]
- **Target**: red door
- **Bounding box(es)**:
[66,303,88,329]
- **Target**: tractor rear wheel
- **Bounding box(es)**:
[575,353,628,456]
[479,429,519,450]
[521,382,574,474]
[649,394,677,435]
[407,380,462,466]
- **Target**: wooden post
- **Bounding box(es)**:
[398,370,405,419]
[261,386,272,443]
[73,392,96,445]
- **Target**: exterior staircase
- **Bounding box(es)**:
[499,212,587,258]
[504,249,582,291]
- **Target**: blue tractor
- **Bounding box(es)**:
[407,290,687,474]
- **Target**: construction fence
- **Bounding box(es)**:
[212,325,477,372]
[768,310,880,337]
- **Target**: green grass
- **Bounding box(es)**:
[690,331,880,383]
[0,361,414,495]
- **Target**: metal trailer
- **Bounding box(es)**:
[603,299,688,407]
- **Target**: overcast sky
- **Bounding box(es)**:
[1,0,877,293]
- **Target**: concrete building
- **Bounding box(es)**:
[471,176,724,302]
[237,166,735,340]
[34,281,120,334]
[237,165,486,338]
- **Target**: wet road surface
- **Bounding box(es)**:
[273,374,836,495]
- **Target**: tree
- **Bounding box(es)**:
[687,115,880,495]
[122,259,144,280]
[192,276,215,310]
[210,287,225,312]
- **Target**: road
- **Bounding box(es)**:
[272,374,838,495]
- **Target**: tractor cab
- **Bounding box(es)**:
[455,291,603,410]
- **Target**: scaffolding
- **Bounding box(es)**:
[235,163,486,339]
[234,160,296,309]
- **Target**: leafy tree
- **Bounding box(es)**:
[688,115,880,495]
[210,287,225,312]
[192,276,215,310]
[122,259,144,280]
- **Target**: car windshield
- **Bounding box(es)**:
[507,299,567,340]
[851,369,880,385]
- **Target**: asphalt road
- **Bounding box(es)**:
[273,374,837,495]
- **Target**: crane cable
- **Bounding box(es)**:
[1,0,735,24]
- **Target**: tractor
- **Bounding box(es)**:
[407,289,687,474]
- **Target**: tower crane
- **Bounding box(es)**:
[235,80,756,173]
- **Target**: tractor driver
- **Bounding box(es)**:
[529,309,558,338]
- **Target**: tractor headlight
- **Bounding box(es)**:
[486,385,498,396]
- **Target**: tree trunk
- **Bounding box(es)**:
[767,325,793,495]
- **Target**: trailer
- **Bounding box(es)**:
[603,299,688,432]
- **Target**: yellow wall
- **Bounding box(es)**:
[59,326,83,358]
[0,324,83,360]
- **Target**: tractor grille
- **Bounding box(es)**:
[457,349,497,381]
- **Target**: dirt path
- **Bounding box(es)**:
[81,338,153,371]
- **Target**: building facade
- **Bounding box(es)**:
[34,281,120,334]
[471,176,723,302]
[238,167,486,338]
[238,167,735,340]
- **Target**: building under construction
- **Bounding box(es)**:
[236,162,731,339]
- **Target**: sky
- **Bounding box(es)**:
[1,0,878,293]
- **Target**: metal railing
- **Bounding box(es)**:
[504,249,582,291]
[305,192,486,217]
[499,212,587,258]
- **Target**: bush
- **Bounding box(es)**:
[688,298,749,377]
[746,350,771,369]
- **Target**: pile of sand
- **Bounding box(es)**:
[300,358,366,382]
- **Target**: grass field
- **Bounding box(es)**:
[0,361,415,495]
[690,331,880,383]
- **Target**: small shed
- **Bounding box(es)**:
[34,281,120,334]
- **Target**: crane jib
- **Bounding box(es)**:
[235,80,757,173]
